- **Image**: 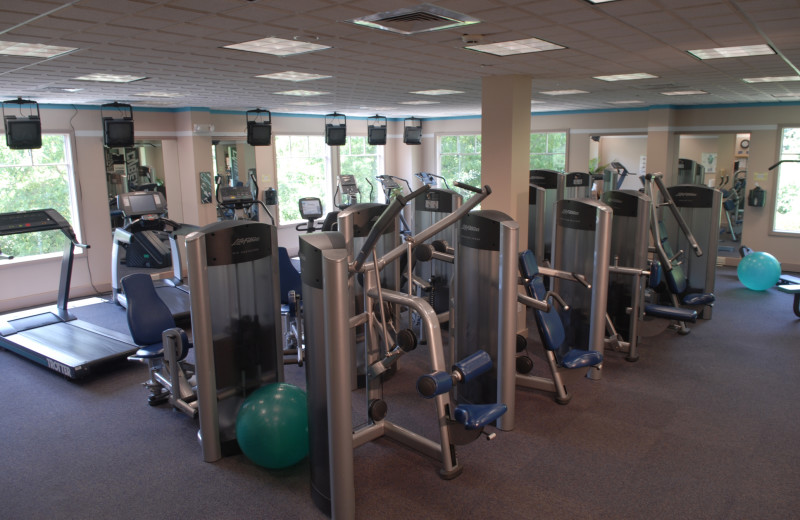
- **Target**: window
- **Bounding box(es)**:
[0,134,78,258]
[438,134,481,189]
[339,136,383,204]
[774,127,800,233]
[274,135,331,223]
[530,131,567,171]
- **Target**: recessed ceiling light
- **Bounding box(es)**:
[742,76,800,83]
[531,100,546,104]
[399,100,439,105]
[687,44,774,60]
[594,73,657,82]
[133,91,183,98]
[256,71,332,82]
[274,90,329,96]
[73,73,147,83]
[584,0,620,4]
[608,100,646,105]
[0,40,77,58]
[465,37,564,56]
[540,89,589,96]
[661,90,708,96]
[409,89,464,96]
[223,37,330,57]
[772,93,800,99]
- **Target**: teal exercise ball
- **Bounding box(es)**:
[737,251,781,291]
[236,383,309,469]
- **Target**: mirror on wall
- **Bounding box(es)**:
[106,140,165,228]
[588,134,648,197]
[678,132,750,258]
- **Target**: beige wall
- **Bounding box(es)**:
[1,103,799,312]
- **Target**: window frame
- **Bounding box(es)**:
[530,130,568,171]
[436,133,482,190]
[0,132,82,261]
[771,126,800,236]
[272,133,386,227]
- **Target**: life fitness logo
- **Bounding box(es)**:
[231,236,260,247]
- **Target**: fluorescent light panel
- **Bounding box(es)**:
[74,73,146,83]
[133,91,183,98]
[399,100,439,105]
[742,76,800,83]
[274,90,329,96]
[288,101,331,106]
[224,37,330,57]
[608,100,645,105]
[0,40,77,58]
[257,71,331,82]
[585,0,620,3]
[410,89,464,96]
[688,44,774,60]
[594,72,657,82]
[661,90,708,96]
[540,89,589,96]
[466,37,564,56]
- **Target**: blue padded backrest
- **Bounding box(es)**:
[519,250,565,353]
[121,273,176,346]
[658,221,688,295]
[278,246,302,305]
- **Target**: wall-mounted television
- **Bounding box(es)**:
[4,117,42,150]
[367,125,387,146]
[403,126,422,145]
[247,121,272,146]
[103,118,134,148]
[326,124,347,146]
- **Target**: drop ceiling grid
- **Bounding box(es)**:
[0,0,797,114]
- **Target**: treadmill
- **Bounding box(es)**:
[111,191,194,322]
[0,209,138,379]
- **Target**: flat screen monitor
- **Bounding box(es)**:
[118,191,166,217]
[247,121,272,146]
[299,197,323,220]
[403,126,422,145]
[326,124,346,146]
[367,126,386,146]
[104,118,134,148]
[5,118,42,150]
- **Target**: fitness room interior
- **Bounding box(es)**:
[1,1,799,519]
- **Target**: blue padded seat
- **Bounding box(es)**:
[519,250,603,370]
[278,246,302,314]
[658,222,715,307]
[644,303,697,322]
[121,273,182,358]
[454,403,508,430]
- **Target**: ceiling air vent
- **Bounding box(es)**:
[348,4,480,35]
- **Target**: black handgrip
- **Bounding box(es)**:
[398,184,430,205]
[353,185,430,271]
[454,182,483,194]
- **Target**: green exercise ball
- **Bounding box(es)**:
[236,383,309,469]
[737,251,781,291]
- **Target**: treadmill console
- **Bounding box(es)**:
[117,191,167,218]
[218,185,254,205]
[0,208,73,237]
[339,174,359,195]
[299,197,323,220]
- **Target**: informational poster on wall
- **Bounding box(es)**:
[701,152,717,173]
[199,171,213,204]
[639,156,647,174]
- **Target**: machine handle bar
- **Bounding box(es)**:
[352,185,431,272]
